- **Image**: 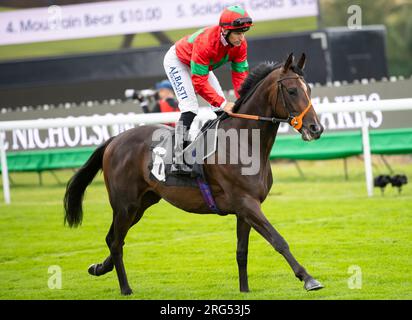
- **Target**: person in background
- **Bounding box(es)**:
[126,79,179,126]
[153,79,179,115]
[153,79,179,127]
[138,79,179,114]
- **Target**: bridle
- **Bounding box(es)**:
[229,75,313,131]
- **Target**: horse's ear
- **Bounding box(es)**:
[283,53,294,73]
[297,53,306,70]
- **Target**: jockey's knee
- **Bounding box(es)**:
[179,111,196,129]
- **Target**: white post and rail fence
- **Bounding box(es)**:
[1,98,412,204]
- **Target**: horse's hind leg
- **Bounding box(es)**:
[110,206,137,295]
[88,210,145,277]
[88,223,115,276]
[87,191,160,294]
[87,210,136,293]
[110,192,160,295]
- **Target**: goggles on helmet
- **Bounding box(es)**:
[220,17,253,29]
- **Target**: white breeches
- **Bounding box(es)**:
[163,45,225,114]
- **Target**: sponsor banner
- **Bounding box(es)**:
[279,92,386,134]
[0,0,319,45]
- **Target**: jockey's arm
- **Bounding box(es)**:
[191,47,227,110]
[231,42,249,98]
[192,73,227,108]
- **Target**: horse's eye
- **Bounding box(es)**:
[287,88,297,96]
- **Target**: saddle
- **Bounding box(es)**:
[148,113,226,213]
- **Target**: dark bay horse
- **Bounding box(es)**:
[64,53,324,295]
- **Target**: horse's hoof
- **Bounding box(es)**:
[88,264,99,276]
[121,287,133,296]
[304,278,324,291]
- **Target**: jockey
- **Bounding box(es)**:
[163,5,253,174]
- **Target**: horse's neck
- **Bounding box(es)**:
[220,79,279,163]
[237,81,273,118]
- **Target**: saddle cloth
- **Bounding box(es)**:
[148,117,221,187]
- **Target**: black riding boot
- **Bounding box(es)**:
[170,121,192,175]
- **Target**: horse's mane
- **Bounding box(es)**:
[233,61,305,112]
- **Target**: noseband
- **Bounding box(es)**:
[229,75,313,130]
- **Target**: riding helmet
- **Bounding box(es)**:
[219,5,253,33]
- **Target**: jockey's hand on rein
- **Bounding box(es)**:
[223,101,235,114]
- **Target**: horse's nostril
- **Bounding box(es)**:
[319,124,324,134]
[309,124,322,134]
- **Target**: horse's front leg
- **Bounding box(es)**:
[236,197,323,291]
[236,215,251,292]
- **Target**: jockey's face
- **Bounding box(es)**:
[227,31,246,47]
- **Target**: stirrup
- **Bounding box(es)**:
[170,163,192,175]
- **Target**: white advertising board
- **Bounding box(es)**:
[0,0,319,45]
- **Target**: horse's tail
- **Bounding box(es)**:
[64,137,114,228]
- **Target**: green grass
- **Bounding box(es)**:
[0,156,411,300]
[0,16,317,61]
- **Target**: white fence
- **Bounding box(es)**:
[1,98,412,204]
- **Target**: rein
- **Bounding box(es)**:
[229,75,313,131]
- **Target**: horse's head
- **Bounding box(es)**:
[270,53,323,141]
